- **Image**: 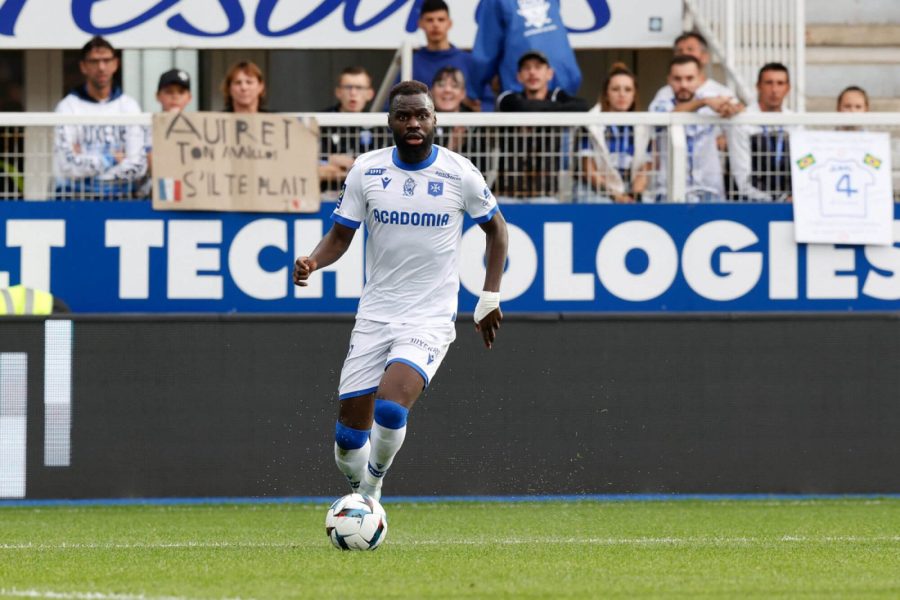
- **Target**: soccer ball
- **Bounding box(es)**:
[325,493,388,550]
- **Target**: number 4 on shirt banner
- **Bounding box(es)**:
[789,130,894,246]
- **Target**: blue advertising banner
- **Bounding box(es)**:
[0,201,898,313]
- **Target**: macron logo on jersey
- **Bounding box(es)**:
[373,210,451,227]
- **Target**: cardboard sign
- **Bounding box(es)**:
[152,112,320,213]
[791,130,894,246]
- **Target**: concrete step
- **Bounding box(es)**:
[807,24,900,47]
[807,97,900,112]
[807,46,900,64]
[806,62,900,98]
[806,0,900,25]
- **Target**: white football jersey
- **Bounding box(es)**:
[332,145,499,324]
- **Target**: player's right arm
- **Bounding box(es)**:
[293,222,356,287]
[295,161,365,287]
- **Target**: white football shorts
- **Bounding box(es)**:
[337,319,457,400]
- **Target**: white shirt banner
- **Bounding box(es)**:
[790,130,894,246]
[0,0,681,49]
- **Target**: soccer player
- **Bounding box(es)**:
[293,80,508,500]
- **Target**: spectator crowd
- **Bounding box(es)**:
[49,0,874,204]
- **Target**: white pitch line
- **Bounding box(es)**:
[0,535,898,551]
[0,588,250,600]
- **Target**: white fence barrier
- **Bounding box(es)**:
[0,112,897,203]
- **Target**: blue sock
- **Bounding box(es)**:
[334,422,371,492]
[335,422,370,449]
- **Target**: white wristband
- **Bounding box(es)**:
[473,291,501,323]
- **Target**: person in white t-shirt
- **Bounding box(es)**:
[727,63,796,202]
[293,80,508,501]
[649,56,736,202]
[648,31,744,116]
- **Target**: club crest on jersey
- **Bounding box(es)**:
[403,177,416,196]
[365,168,387,176]
[381,176,392,189]
[428,181,444,197]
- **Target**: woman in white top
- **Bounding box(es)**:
[577,63,651,203]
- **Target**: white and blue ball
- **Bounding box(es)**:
[325,493,388,550]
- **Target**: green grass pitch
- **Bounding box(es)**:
[1,498,898,599]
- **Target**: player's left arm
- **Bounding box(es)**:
[474,211,508,349]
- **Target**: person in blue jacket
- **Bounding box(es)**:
[411,0,471,95]
[467,0,582,109]
[385,0,483,111]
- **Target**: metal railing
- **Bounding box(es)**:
[684,0,805,110]
[0,111,897,203]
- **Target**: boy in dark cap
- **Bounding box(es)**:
[156,68,192,112]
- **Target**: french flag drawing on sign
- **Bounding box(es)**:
[158,178,182,202]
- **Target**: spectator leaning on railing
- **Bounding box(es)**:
[53,35,146,201]
[650,55,738,203]
[727,63,796,202]
[648,31,743,116]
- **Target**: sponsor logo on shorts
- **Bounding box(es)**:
[410,337,442,361]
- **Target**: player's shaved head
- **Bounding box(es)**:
[387,81,436,164]
[389,80,434,114]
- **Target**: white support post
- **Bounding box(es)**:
[400,38,413,82]
[793,0,806,112]
[23,50,62,200]
[371,47,402,112]
[725,0,736,94]
[668,124,688,203]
